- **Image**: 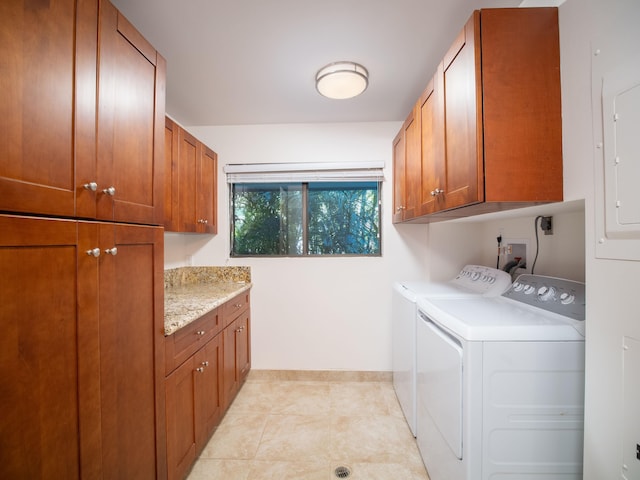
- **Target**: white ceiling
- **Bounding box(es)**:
[110,0,546,127]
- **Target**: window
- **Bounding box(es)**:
[226,162,383,257]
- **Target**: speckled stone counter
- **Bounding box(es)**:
[164,266,251,336]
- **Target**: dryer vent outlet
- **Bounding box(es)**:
[506,243,527,268]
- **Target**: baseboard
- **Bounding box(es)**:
[247,369,392,383]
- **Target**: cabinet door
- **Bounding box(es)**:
[177,128,200,232]
[418,71,445,215]
[197,145,218,234]
[96,1,166,225]
[0,216,82,479]
[403,107,421,220]
[392,128,406,223]
[98,222,166,479]
[223,310,252,409]
[164,117,180,231]
[196,335,224,447]
[236,311,251,384]
[442,13,484,211]
[222,320,240,409]
[480,8,563,202]
[165,356,197,480]
[0,0,97,218]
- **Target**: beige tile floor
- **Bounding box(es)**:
[187,372,430,480]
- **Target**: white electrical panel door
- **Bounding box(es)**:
[611,85,640,227]
[595,54,640,260]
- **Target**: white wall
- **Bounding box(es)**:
[166,122,430,371]
[424,203,586,284]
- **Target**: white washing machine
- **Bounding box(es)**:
[416,274,586,480]
[392,265,511,436]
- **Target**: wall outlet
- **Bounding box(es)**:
[541,216,553,235]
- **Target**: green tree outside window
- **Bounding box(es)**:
[232,182,381,256]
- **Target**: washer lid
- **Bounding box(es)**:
[394,264,511,301]
[394,280,478,300]
[417,296,585,342]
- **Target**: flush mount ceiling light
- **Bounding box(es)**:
[315,61,369,100]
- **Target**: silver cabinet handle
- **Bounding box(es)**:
[86,248,100,257]
[196,330,205,336]
[197,219,209,224]
[83,182,98,191]
[104,247,118,256]
[201,361,209,367]
[196,367,204,373]
[103,186,116,196]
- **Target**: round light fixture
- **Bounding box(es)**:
[315,61,369,100]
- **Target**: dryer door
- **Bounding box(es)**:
[418,311,463,459]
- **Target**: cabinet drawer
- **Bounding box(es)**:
[165,308,221,375]
[221,291,250,327]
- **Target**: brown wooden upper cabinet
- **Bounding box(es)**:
[95,1,166,225]
[0,0,165,225]
[0,0,97,218]
[393,7,563,223]
[392,127,406,223]
[164,117,218,234]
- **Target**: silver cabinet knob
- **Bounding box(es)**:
[104,247,117,256]
[197,219,209,224]
[201,361,209,367]
[83,182,98,191]
[102,186,116,196]
[196,367,204,373]
[86,248,100,257]
[196,330,205,336]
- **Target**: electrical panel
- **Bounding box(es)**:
[595,53,640,260]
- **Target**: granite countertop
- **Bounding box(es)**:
[164,266,251,336]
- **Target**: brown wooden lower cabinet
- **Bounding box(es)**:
[0,214,165,479]
[165,292,250,480]
[223,310,251,410]
[0,215,82,479]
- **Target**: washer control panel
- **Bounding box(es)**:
[503,274,586,321]
[451,265,512,296]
